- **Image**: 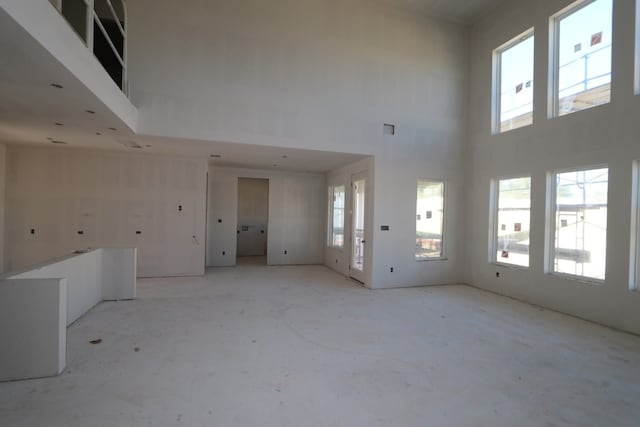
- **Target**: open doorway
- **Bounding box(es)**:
[237,178,269,265]
[350,172,366,283]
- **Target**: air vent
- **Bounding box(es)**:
[51,140,67,145]
[210,154,222,158]
[85,110,95,114]
[50,83,63,89]
[384,124,396,135]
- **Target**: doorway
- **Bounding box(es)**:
[236,178,269,265]
[350,172,366,283]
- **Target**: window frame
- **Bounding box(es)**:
[548,0,613,118]
[415,179,447,261]
[492,27,535,135]
[545,164,609,284]
[327,184,346,250]
[490,175,532,269]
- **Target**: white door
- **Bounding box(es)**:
[350,172,367,284]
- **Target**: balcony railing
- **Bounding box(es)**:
[49,0,128,95]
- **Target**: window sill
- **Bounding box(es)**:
[549,271,604,286]
[492,262,529,271]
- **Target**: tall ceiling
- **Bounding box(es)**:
[0,6,366,173]
[375,0,504,25]
[0,0,502,172]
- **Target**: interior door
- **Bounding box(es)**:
[350,172,367,284]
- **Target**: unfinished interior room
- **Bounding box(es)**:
[1,0,639,425]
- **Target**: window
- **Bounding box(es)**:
[631,161,640,291]
[493,29,535,133]
[492,177,532,267]
[416,181,445,260]
[328,185,345,248]
[550,167,608,281]
[551,0,613,116]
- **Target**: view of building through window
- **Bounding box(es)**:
[328,185,345,248]
[555,0,613,116]
[416,181,445,259]
[494,177,531,267]
[553,168,608,280]
[496,31,535,133]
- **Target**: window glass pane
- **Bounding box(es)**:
[328,185,345,248]
[416,181,444,259]
[497,33,534,133]
[93,18,123,88]
[61,0,88,43]
[94,0,125,26]
[554,168,608,280]
[495,177,531,267]
[556,0,613,116]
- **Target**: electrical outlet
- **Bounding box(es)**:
[496,271,500,278]
[390,267,394,273]
[284,250,288,255]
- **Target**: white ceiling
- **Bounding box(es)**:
[374,0,504,25]
[0,0,500,172]
[0,7,366,174]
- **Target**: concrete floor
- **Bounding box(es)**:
[1,265,639,427]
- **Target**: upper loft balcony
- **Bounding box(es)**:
[0,0,137,133]
[48,0,127,94]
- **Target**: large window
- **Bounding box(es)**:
[493,29,535,133]
[328,185,345,248]
[551,167,608,281]
[416,181,445,260]
[493,177,531,267]
[551,0,613,116]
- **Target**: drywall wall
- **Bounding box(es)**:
[0,143,5,273]
[6,248,136,325]
[0,278,66,382]
[207,166,325,267]
[128,0,470,288]
[0,247,134,382]
[467,0,640,334]
[237,178,269,257]
[5,146,207,277]
[101,247,137,301]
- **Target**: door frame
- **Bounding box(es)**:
[349,171,367,284]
